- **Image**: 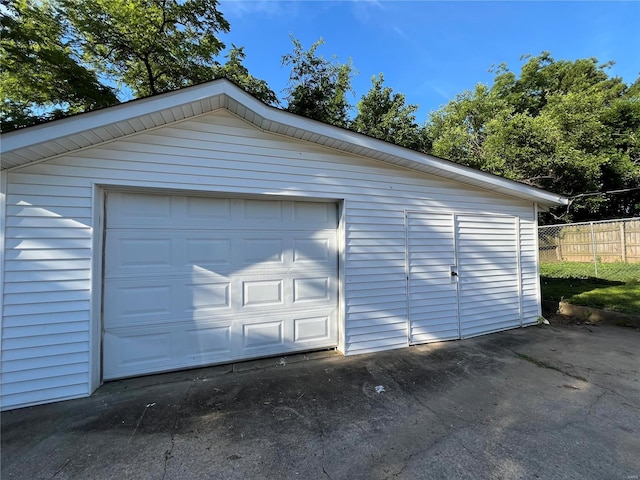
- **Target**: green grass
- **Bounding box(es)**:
[540,261,640,283]
[540,262,640,315]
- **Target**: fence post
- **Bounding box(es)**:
[621,221,627,263]
[556,228,562,260]
[590,221,598,278]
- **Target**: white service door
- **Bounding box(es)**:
[407,212,459,343]
[456,214,521,337]
[407,212,521,344]
[103,192,339,380]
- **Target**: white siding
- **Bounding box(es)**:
[1,110,537,410]
[520,214,542,323]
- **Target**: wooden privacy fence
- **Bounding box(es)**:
[539,218,640,264]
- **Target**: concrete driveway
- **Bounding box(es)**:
[2,324,639,480]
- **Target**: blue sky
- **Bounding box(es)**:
[217,0,640,122]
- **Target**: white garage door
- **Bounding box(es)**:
[103,192,339,380]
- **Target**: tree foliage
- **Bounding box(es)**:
[426,53,640,222]
[214,45,278,105]
[282,37,354,128]
[4,7,638,225]
[63,0,230,97]
[352,73,424,150]
[2,0,279,130]
[1,0,118,131]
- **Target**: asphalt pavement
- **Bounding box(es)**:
[2,323,639,479]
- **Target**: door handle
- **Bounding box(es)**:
[451,271,458,277]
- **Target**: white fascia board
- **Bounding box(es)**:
[1,81,229,154]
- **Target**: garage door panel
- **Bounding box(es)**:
[108,192,173,227]
[242,279,284,307]
[184,325,233,359]
[106,231,337,276]
[185,196,232,221]
[293,276,331,303]
[104,279,178,326]
[107,195,338,229]
[241,320,284,350]
[185,238,232,266]
[103,329,174,379]
[293,236,334,264]
[293,202,335,225]
[242,199,284,222]
[104,321,234,380]
[104,192,338,379]
[240,237,286,265]
[237,310,336,354]
[105,276,233,326]
[104,235,173,275]
[239,276,336,309]
[294,315,331,343]
[113,284,174,319]
[186,281,231,311]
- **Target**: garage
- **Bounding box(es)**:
[103,192,339,379]
[0,78,567,410]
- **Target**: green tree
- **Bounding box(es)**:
[63,0,231,97]
[282,37,354,128]
[1,0,118,131]
[352,73,425,150]
[3,0,277,130]
[214,45,278,105]
[426,83,509,169]
[425,52,640,222]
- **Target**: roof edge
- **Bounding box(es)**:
[1,79,568,208]
[218,85,568,207]
[1,81,231,154]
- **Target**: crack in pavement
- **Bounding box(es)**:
[161,434,176,480]
[512,351,640,410]
[587,381,640,410]
[52,458,71,477]
[588,391,607,416]
[160,380,198,480]
[312,398,331,479]
[387,435,446,479]
[512,351,588,382]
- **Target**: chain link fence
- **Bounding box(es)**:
[539,217,640,282]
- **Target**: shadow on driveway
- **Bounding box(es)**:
[2,324,639,479]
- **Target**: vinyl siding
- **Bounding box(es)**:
[520,216,541,324]
[1,110,537,409]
